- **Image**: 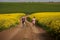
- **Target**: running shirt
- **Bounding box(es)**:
[21,17,25,26]
[32,18,36,24]
[22,17,25,22]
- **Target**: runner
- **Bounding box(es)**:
[21,16,26,27]
[32,17,36,26]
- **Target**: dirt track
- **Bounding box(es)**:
[0,20,51,40]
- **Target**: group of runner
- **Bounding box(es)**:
[21,16,36,26]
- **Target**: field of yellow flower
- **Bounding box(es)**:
[0,13,25,31]
[29,12,60,35]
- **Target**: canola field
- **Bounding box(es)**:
[0,13,25,31]
[29,12,60,35]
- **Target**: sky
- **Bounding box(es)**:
[0,0,60,2]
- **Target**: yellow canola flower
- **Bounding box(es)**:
[29,12,60,33]
[0,13,25,29]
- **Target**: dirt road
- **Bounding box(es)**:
[0,20,51,40]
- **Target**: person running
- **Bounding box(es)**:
[32,17,36,26]
[21,16,26,26]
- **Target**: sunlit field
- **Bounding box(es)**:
[0,13,25,31]
[29,12,60,37]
